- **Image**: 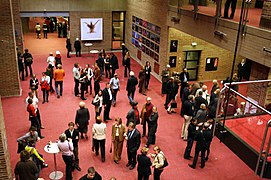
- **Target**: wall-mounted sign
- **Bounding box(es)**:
[205,57,218,71]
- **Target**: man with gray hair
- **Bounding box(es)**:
[126,122,141,170]
[54,64,65,98]
[126,71,138,104]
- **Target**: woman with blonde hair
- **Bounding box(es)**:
[111,117,126,164]
[152,146,166,180]
[124,51,131,77]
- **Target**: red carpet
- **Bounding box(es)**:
[1,33,260,179]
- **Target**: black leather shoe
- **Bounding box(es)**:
[102,158,105,162]
[76,166,81,171]
[184,157,190,160]
[40,136,45,139]
[126,163,131,167]
[114,160,119,164]
[188,164,195,169]
[129,165,135,170]
[108,118,112,120]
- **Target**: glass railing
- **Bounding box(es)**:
[169,0,271,31]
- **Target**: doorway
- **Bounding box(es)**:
[183,50,201,81]
[112,11,126,50]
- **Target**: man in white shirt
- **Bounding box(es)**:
[110,73,120,106]
[73,63,80,97]
[103,83,113,122]
[47,52,55,68]
[195,85,210,104]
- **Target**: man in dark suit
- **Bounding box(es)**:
[164,77,179,111]
[194,91,208,114]
[137,147,152,179]
[181,95,195,140]
[184,119,197,159]
[126,71,138,104]
[189,122,211,169]
[179,68,189,99]
[126,122,141,170]
[103,82,113,122]
[64,122,81,171]
[110,52,119,78]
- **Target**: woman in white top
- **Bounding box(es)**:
[57,133,74,180]
[151,146,166,180]
[35,23,41,39]
[92,116,106,162]
[109,73,120,106]
[47,52,55,68]
[40,72,50,103]
[93,89,103,117]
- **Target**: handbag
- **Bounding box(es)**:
[170,100,177,108]
[92,100,100,106]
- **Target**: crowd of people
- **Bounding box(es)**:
[15,44,170,180]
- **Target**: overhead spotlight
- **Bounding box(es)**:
[214,30,227,37]
[191,42,197,47]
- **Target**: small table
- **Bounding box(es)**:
[84,43,93,55]
[89,50,100,60]
[44,143,63,180]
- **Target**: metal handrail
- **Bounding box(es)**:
[219,81,271,178]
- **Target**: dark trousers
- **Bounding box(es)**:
[142,119,148,136]
[80,83,86,99]
[42,89,49,102]
[19,68,25,80]
[147,126,157,146]
[29,116,41,137]
[165,94,172,108]
[75,50,81,57]
[180,82,188,99]
[36,108,42,127]
[127,149,137,166]
[62,155,73,180]
[124,65,131,77]
[86,80,92,94]
[105,67,111,78]
[111,68,116,78]
[153,168,163,180]
[127,90,135,103]
[25,64,33,77]
[145,77,150,89]
[94,81,100,95]
[49,76,54,92]
[73,146,79,167]
[55,81,63,96]
[112,89,118,104]
[192,149,206,168]
[95,107,102,118]
[224,0,237,18]
[104,101,112,120]
[184,138,194,158]
[94,139,105,159]
[43,31,47,38]
[138,173,150,180]
[67,50,71,58]
[74,78,79,96]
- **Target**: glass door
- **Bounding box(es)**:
[112,11,126,50]
[184,50,201,81]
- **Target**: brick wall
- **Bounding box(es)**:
[0,99,12,180]
[126,0,169,78]
[69,11,112,52]
[168,28,243,81]
[260,1,271,29]
[0,0,21,97]
[12,0,23,53]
